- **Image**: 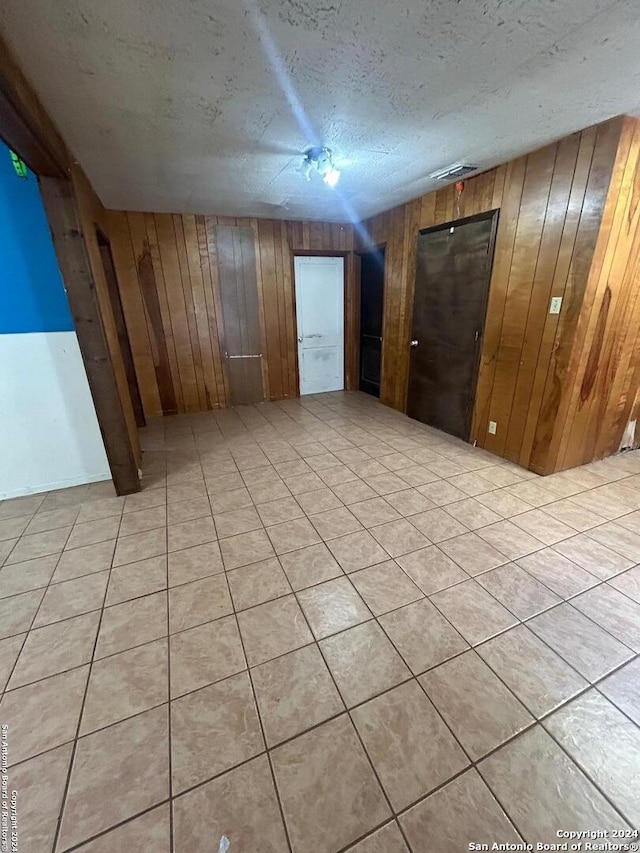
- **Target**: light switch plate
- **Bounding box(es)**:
[550,296,562,315]
[488,421,497,435]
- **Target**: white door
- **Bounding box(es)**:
[294,256,344,395]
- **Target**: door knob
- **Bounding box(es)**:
[298,336,303,343]
[410,340,419,348]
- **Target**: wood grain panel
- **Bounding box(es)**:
[517,129,597,468]
[110,213,357,416]
[530,118,625,471]
[547,117,640,470]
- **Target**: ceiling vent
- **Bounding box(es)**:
[430,164,478,181]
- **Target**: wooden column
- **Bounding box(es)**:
[39,176,140,495]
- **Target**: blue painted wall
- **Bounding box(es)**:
[0,140,74,334]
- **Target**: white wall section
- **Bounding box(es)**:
[0,332,110,499]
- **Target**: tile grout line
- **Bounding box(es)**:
[215,508,296,853]
[163,469,175,853]
[49,498,126,853]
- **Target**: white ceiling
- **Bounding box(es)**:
[2,0,640,221]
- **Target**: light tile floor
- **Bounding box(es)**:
[1,391,640,852]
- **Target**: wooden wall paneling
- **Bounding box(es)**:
[419,191,437,230]
[279,221,298,398]
[202,215,230,405]
[531,117,625,471]
[557,119,640,468]
[440,184,453,222]
[258,220,286,399]
[398,198,422,411]
[391,206,409,411]
[379,205,406,407]
[579,125,640,462]
[257,218,284,400]
[517,128,598,467]
[287,220,303,250]
[309,221,324,250]
[455,175,482,219]
[361,215,376,248]
[143,213,184,413]
[128,211,179,417]
[434,188,448,225]
[373,213,385,246]
[482,143,558,458]
[301,221,311,250]
[491,165,508,210]
[272,220,291,398]
[182,214,221,410]
[240,224,267,403]
[595,232,640,456]
[173,214,206,410]
[502,134,581,463]
[470,156,527,443]
[107,212,162,419]
[107,213,156,416]
[474,171,494,214]
[154,214,200,412]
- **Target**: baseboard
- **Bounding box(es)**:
[0,471,112,501]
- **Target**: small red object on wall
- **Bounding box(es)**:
[455,180,465,192]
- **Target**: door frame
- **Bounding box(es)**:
[292,249,353,394]
[408,209,500,440]
[356,244,387,397]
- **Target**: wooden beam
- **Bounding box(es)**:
[39,176,141,495]
[0,35,68,177]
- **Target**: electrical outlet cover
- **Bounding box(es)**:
[488,421,497,435]
[550,296,562,314]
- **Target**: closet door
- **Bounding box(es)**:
[407,211,498,440]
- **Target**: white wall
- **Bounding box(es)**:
[0,332,110,498]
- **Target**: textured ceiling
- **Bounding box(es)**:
[2,0,640,221]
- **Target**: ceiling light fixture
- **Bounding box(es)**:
[303,147,341,187]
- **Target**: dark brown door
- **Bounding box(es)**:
[407,210,498,440]
[359,247,385,397]
[96,229,146,428]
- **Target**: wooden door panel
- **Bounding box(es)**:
[407,212,498,440]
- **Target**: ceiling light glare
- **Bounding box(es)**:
[303,147,340,187]
[323,167,340,187]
